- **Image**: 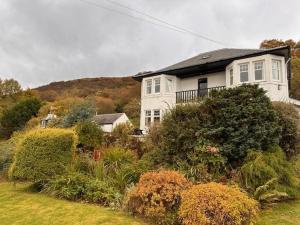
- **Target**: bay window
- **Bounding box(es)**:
[240,63,249,82]
[145,110,151,127]
[153,110,161,123]
[272,60,281,81]
[165,78,173,93]
[254,61,264,81]
[154,78,161,93]
[146,80,152,94]
[229,68,233,85]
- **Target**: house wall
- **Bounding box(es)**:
[113,114,131,129]
[177,71,226,91]
[101,124,113,132]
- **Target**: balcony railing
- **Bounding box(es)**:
[176,86,226,103]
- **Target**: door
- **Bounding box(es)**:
[198,78,208,97]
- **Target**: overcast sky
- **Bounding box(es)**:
[0,0,299,88]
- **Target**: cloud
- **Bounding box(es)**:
[0,0,299,88]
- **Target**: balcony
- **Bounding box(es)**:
[176,86,226,103]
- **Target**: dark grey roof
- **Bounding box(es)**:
[93,113,124,125]
[133,46,290,80]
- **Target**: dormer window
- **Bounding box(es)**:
[146,80,152,94]
[154,78,161,93]
[240,63,249,82]
[272,60,281,81]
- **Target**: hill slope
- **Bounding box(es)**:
[34,76,141,115]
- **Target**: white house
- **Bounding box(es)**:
[93,113,131,132]
[133,46,294,131]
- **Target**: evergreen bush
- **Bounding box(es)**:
[9,128,76,183]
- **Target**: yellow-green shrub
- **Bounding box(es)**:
[179,183,259,225]
[9,128,76,183]
[125,170,190,225]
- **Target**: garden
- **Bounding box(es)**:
[1,84,300,225]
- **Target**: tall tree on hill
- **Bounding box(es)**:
[0,79,22,97]
[260,39,300,99]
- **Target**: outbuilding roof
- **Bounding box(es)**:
[133,46,290,80]
[93,113,124,125]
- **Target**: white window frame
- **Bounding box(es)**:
[165,78,173,93]
[154,78,161,93]
[229,68,233,86]
[153,109,161,123]
[145,110,151,127]
[239,63,249,83]
[254,61,264,81]
[272,59,282,81]
[145,79,152,95]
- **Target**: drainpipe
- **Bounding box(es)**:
[286,57,292,97]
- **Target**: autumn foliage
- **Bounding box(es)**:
[125,170,191,224]
[179,183,259,225]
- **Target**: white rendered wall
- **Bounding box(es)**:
[113,114,131,129]
[101,124,113,132]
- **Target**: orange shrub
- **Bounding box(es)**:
[125,170,191,225]
[179,182,259,225]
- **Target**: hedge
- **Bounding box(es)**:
[9,128,76,183]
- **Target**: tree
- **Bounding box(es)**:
[75,120,103,150]
[0,97,42,139]
[123,98,140,127]
[0,79,22,97]
[260,39,300,99]
[63,102,96,127]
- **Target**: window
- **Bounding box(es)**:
[145,110,151,127]
[165,78,173,93]
[239,63,249,82]
[153,110,160,123]
[272,60,281,81]
[146,80,152,94]
[229,68,233,85]
[254,61,264,81]
[154,78,161,93]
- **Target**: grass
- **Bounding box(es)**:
[256,200,300,225]
[2,181,300,225]
[0,182,146,225]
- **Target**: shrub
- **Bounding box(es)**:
[9,128,76,183]
[273,102,300,158]
[110,122,133,146]
[75,120,103,150]
[43,171,122,207]
[43,171,88,201]
[0,140,14,178]
[205,85,281,162]
[240,146,299,200]
[179,183,259,225]
[159,103,209,166]
[125,170,191,225]
[178,139,227,183]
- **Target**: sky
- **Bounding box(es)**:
[0,0,299,88]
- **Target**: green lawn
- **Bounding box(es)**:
[256,200,300,225]
[1,182,300,225]
[0,182,145,225]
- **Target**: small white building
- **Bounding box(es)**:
[93,113,131,132]
[133,46,295,132]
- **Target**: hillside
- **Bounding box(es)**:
[34,76,140,116]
